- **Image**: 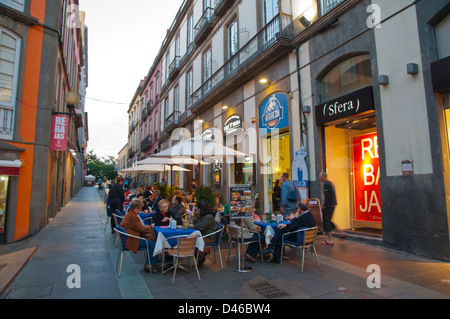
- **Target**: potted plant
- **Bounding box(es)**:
[193,185,216,209]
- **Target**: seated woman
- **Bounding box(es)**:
[119,199,160,273]
[230,216,265,263]
[170,195,187,222]
[190,202,219,267]
[153,199,180,226]
[136,194,150,213]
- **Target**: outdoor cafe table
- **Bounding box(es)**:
[253,220,290,244]
[152,226,204,257]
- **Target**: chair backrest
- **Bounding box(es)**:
[214,223,224,245]
[302,227,318,247]
[115,225,127,249]
[175,235,198,257]
[113,213,123,226]
[116,209,124,216]
[227,225,239,241]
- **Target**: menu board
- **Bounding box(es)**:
[229,184,253,219]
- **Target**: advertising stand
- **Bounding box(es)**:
[307,198,324,234]
[230,184,254,273]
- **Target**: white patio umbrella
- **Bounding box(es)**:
[146,137,248,186]
[85,174,95,181]
[119,164,190,173]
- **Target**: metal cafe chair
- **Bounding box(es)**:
[114,225,152,278]
[197,223,225,269]
[163,234,201,285]
[281,227,320,273]
[226,224,264,263]
[112,213,124,247]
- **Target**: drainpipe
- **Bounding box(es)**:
[295,45,311,196]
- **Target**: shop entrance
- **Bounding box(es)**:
[261,131,291,214]
[0,176,9,244]
[324,114,382,234]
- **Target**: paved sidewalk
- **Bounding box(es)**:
[0,187,449,299]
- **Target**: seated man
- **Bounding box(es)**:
[260,201,317,263]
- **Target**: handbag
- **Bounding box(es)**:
[142,226,156,242]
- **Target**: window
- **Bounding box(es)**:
[436,14,450,59]
[164,98,169,127]
[321,0,344,15]
[0,0,25,12]
[228,20,238,71]
[203,49,212,82]
[155,74,159,101]
[263,0,278,25]
[187,13,194,48]
[174,85,179,113]
[175,34,180,58]
[165,53,170,81]
[0,28,20,140]
[321,54,372,102]
[186,69,193,107]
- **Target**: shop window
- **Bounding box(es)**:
[321,54,372,102]
[0,176,9,237]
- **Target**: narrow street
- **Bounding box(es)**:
[1,187,449,300]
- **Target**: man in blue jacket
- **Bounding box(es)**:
[280,172,301,220]
[261,201,316,263]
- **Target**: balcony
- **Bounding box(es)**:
[214,0,234,17]
[147,100,154,113]
[141,106,148,120]
[168,56,181,81]
[128,146,136,158]
[164,111,181,133]
[140,134,153,152]
[191,13,293,114]
[194,7,215,45]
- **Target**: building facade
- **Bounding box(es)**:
[130,0,450,260]
[0,0,88,244]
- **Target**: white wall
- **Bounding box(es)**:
[374,1,433,176]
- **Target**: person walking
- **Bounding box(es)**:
[280,172,301,220]
[272,180,281,213]
[320,172,347,246]
[108,176,125,233]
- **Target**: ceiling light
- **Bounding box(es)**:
[259,78,268,84]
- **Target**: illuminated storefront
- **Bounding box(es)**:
[258,92,291,213]
[315,55,381,232]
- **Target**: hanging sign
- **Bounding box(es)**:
[223,115,242,136]
[50,115,69,151]
[259,92,289,135]
[352,132,382,223]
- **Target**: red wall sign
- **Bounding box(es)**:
[50,115,69,151]
[352,132,382,223]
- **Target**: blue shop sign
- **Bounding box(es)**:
[259,92,289,135]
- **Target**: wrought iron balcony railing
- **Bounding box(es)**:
[194,7,215,45]
[164,111,181,133]
[168,56,181,81]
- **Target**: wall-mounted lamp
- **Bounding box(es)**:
[407,63,419,75]
[222,105,229,110]
[53,90,79,116]
[378,75,389,86]
[259,78,269,84]
[303,105,312,114]
[299,16,312,28]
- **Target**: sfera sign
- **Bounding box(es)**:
[315,86,375,125]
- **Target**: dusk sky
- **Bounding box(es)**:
[79,0,185,159]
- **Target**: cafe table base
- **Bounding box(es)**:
[234,217,253,273]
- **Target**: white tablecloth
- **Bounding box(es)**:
[153,230,204,257]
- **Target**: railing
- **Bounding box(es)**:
[191,13,292,108]
[164,111,181,132]
[128,146,136,158]
[0,107,13,140]
[141,106,148,120]
[147,100,154,113]
[194,7,215,44]
[140,134,152,151]
[168,56,181,81]
[321,0,345,15]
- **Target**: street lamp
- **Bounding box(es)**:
[53,90,79,116]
